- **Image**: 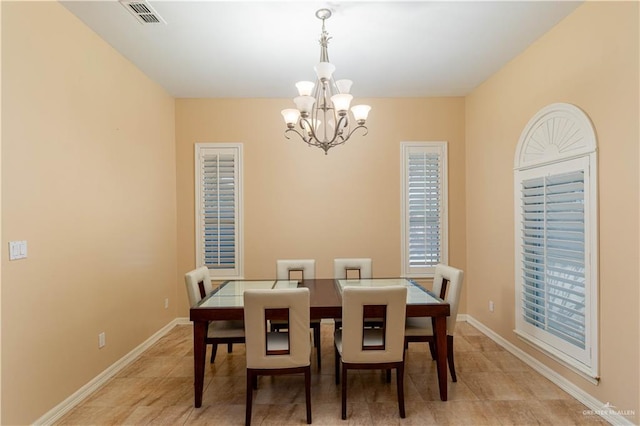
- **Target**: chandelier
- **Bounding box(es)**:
[281,9,371,155]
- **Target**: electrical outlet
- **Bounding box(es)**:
[98,332,106,348]
[164,298,169,309]
[489,300,495,312]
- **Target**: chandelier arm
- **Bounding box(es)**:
[333,114,352,144]
[304,123,324,148]
[342,124,369,141]
[315,113,347,146]
[285,127,312,144]
[298,117,320,147]
[336,114,349,131]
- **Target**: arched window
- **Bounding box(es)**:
[514,103,598,381]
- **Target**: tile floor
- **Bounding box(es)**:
[56,321,609,425]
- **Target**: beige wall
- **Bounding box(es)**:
[1,3,177,424]
[465,1,639,418]
[175,97,467,313]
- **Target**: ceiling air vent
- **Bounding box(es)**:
[119,0,166,25]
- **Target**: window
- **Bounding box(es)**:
[195,143,243,278]
[514,103,598,381]
[401,142,448,277]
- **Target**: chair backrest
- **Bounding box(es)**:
[333,258,372,280]
[185,266,214,307]
[276,259,316,281]
[340,286,407,364]
[244,288,311,369]
[432,264,464,334]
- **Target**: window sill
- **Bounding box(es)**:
[514,329,599,385]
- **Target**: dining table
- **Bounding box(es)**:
[189,277,451,407]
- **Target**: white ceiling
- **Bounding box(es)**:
[60,1,581,98]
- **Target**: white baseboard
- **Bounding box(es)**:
[175,317,192,326]
[34,318,188,426]
[464,315,635,426]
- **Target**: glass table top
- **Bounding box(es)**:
[196,278,443,308]
[198,280,298,308]
[337,278,442,304]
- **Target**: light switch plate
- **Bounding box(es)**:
[9,241,27,260]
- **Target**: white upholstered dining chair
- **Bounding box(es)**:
[334,285,407,420]
[244,288,312,426]
[333,258,372,280]
[185,266,245,363]
[333,258,377,330]
[404,263,464,382]
[277,259,316,281]
[273,259,322,369]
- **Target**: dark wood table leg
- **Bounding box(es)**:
[193,320,207,407]
[434,316,448,401]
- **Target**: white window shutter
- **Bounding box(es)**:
[521,169,587,350]
[401,142,448,277]
[195,144,243,278]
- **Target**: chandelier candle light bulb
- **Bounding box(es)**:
[281,8,371,154]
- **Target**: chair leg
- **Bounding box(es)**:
[386,369,391,383]
[428,340,437,360]
[447,335,457,382]
[245,370,254,426]
[313,323,321,370]
[334,345,340,385]
[341,364,348,420]
[396,364,406,418]
[210,343,218,363]
[228,342,233,353]
[312,324,318,347]
[304,366,312,424]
